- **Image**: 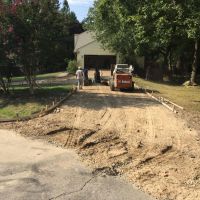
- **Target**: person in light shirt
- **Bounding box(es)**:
[129,65,134,75]
[76,67,84,90]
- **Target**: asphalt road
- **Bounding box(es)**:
[0,129,154,200]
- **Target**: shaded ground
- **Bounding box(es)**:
[11,71,69,82]
[3,81,200,200]
[0,85,73,119]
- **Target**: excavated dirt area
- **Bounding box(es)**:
[2,83,200,200]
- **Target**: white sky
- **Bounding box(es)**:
[68,0,94,5]
[60,0,94,21]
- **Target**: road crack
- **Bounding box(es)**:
[49,176,96,200]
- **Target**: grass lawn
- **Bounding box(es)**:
[12,71,66,82]
[134,77,200,112]
[0,84,73,120]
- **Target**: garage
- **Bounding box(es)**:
[84,55,116,69]
[74,31,119,69]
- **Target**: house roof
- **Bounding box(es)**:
[74,31,96,52]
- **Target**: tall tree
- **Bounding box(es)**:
[0,0,15,93]
[185,0,200,85]
[61,0,70,13]
[87,0,200,83]
[0,0,83,94]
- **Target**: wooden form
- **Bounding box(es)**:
[145,89,184,113]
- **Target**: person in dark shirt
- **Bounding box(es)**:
[94,67,101,83]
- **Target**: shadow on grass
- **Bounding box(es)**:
[136,75,200,87]
[5,85,72,97]
[0,85,73,119]
[11,76,77,87]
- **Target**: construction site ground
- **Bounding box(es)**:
[2,71,200,200]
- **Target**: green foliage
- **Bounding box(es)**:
[0,0,83,94]
[67,60,78,74]
[87,0,200,82]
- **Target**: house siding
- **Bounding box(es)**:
[74,31,144,68]
[76,41,119,67]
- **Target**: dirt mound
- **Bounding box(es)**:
[8,119,200,200]
[3,84,200,200]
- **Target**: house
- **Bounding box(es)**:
[74,31,144,70]
[74,31,120,69]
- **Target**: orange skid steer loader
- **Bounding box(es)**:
[109,64,134,91]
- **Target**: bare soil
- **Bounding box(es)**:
[2,77,200,200]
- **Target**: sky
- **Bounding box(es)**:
[60,0,94,22]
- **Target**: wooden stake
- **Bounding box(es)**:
[147,92,177,113]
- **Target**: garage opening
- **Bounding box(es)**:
[84,55,116,69]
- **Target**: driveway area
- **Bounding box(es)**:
[2,71,200,200]
[0,129,153,200]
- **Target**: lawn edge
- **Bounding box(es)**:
[0,87,77,123]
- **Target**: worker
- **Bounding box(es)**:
[76,67,84,90]
[129,65,134,75]
[83,67,89,85]
[94,67,101,83]
[113,65,117,75]
[111,64,115,76]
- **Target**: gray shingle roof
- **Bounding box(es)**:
[74,31,96,52]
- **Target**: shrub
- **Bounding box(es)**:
[67,60,78,74]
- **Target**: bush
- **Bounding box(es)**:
[67,60,78,74]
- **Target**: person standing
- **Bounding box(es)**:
[76,67,84,90]
[83,67,89,85]
[94,67,101,83]
[129,65,134,75]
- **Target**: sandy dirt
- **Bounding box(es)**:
[3,72,200,200]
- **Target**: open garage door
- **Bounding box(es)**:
[84,55,116,69]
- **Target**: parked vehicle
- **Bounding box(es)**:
[109,64,134,91]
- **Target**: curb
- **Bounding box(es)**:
[0,88,77,123]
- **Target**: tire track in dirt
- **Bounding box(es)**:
[47,86,116,148]
[145,107,156,143]
[111,92,138,136]
[96,86,117,131]
[42,93,85,148]
[97,86,127,133]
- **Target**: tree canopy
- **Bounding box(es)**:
[0,0,83,94]
[86,0,200,84]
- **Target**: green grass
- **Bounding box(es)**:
[12,71,65,82]
[0,84,73,120]
[134,77,200,112]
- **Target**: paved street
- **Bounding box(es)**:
[0,129,153,200]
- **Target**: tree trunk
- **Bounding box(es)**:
[162,53,169,80]
[26,75,35,95]
[144,55,152,80]
[168,50,173,79]
[145,65,151,80]
[176,56,181,69]
[23,66,36,95]
[0,74,9,94]
[190,40,199,85]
